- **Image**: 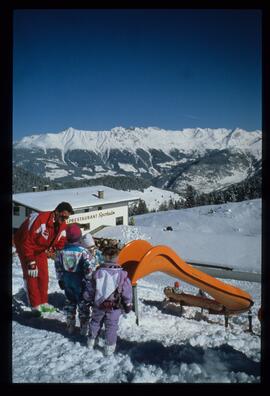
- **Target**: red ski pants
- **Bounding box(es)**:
[18,252,49,308]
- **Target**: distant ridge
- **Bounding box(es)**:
[13,126,261,195]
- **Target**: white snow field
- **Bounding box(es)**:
[12,199,261,383]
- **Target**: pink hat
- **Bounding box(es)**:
[66,223,82,243]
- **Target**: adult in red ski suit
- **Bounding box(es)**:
[14,202,74,309]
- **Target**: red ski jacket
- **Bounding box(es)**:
[14,211,68,262]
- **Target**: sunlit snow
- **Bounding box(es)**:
[12,199,261,383]
[14,126,262,160]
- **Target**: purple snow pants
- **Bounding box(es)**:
[89,306,122,345]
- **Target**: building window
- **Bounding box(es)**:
[84,208,90,212]
[116,216,123,225]
[25,207,32,217]
[98,206,103,211]
[13,205,20,216]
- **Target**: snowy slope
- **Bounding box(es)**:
[96,199,261,273]
[129,186,182,211]
[12,199,261,383]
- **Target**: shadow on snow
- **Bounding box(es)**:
[12,289,260,378]
[12,288,85,344]
[116,338,260,378]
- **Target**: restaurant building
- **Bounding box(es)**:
[13,185,140,234]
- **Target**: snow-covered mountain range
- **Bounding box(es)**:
[13,126,262,194]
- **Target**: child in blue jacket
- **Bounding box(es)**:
[54,223,97,335]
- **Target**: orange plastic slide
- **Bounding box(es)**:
[118,240,253,313]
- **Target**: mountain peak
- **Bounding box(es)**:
[62,126,77,133]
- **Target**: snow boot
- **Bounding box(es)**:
[66,317,76,335]
[103,344,116,356]
[39,303,56,313]
[87,337,96,349]
[30,306,42,317]
[93,336,102,347]
[80,320,88,337]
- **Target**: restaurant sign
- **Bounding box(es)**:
[66,209,115,224]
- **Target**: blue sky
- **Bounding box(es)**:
[13,9,262,140]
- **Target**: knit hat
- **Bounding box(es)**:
[66,223,82,243]
[81,233,95,248]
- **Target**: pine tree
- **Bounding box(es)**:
[185,185,196,208]
[168,198,175,210]
[158,201,169,211]
[129,216,135,226]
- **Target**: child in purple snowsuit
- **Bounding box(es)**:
[82,246,133,356]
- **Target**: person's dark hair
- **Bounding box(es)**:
[55,202,74,214]
[103,246,120,258]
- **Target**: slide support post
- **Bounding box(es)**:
[224,314,229,329]
[248,309,253,333]
[132,284,139,326]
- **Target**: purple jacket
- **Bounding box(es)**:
[82,261,132,308]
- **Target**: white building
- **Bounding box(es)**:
[13,186,140,234]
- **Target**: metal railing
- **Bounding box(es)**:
[186,260,261,283]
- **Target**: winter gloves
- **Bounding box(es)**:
[58,280,65,290]
[27,261,38,277]
[46,247,56,260]
[123,303,132,314]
